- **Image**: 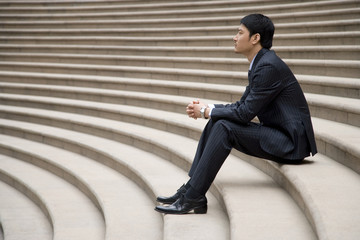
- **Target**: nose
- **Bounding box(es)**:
[233,34,238,42]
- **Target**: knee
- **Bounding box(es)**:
[211,120,234,148]
[212,120,232,135]
[203,119,233,141]
[213,119,229,128]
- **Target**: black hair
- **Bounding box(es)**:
[240,14,275,49]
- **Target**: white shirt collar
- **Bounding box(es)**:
[249,53,258,71]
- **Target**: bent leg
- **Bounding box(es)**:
[189,119,235,195]
[189,119,216,177]
[188,119,276,195]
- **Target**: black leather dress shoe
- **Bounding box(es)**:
[156,184,187,204]
[155,195,207,214]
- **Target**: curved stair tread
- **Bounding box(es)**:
[0,53,358,78]
[0,134,163,240]
[0,93,359,168]
[0,0,278,12]
[0,19,359,36]
[0,31,358,46]
[0,81,358,115]
[312,117,360,173]
[274,153,360,240]
[235,150,360,240]
[0,119,230,240]
[0,82,359,128]
[0,61,247,84]
[1,93,359,161]
[0,0,356,13]
[305,93,360,127]
[0,93,209,139]
[0,7,358,25]
[0,145,105,240]
[0,1,357,20]
[215,154,317,240]
[298,74,360,98]
[0,70,359,100]
[1,44,359,61]
[0,107,317,239]
[0,178,52,240]
[0,64,359,97]
[2,52,359,67]
[2,104,360,238]
[0,70,358,94]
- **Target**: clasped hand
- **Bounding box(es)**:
[186,100,207,120]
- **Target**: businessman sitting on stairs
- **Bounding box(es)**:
[155,13,317,215]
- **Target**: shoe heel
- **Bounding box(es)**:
[194,205,207,214]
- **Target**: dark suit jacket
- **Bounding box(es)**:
[211,48,317,160]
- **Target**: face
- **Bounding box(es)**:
[233,24,256,55]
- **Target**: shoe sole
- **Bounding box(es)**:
[154,205,207,215]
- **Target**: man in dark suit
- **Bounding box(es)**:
[155,14,317,214]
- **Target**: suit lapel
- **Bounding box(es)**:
[248,48,269,80]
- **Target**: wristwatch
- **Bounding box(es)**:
[200,106,206,119]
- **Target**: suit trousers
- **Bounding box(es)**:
[188,118,279,195]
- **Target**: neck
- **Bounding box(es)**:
[246,45,262,62]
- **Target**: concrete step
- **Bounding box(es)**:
[1,8,359,30]
[0,61,250,84]
[1,103,360,239]
[0,78,359,128]
[2,19,359,37]
[0,62,359,98]
[0,108,318,239]
[1,44,359,60]
[0,0,277,11]
[0,134,163,240]
[1,32,358,47]
[0,22,359,38]
[2,91,360,173]
[0,0,353,14]
[0,70,357,100]
[1,1,359,21]
[0,92,359,174]
[273,31,359,46]
[0,179,52,240]
[0,1,360,23]
[0,148,105,240]
[306,93,360,127]
[0,0,295,9]
[233,150,360,240]
[0,0,146,8]
[0,118,230,240]
[0,52,358,78]
[312,117,360,174]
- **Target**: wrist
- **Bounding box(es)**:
[200,106,209,119]
[205,107,210,119]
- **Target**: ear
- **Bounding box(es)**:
[252,33,261,45]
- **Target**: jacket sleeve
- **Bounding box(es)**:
[214,85,250,109]
[211,62,284,124]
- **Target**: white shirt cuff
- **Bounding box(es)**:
[207,104,215,117]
